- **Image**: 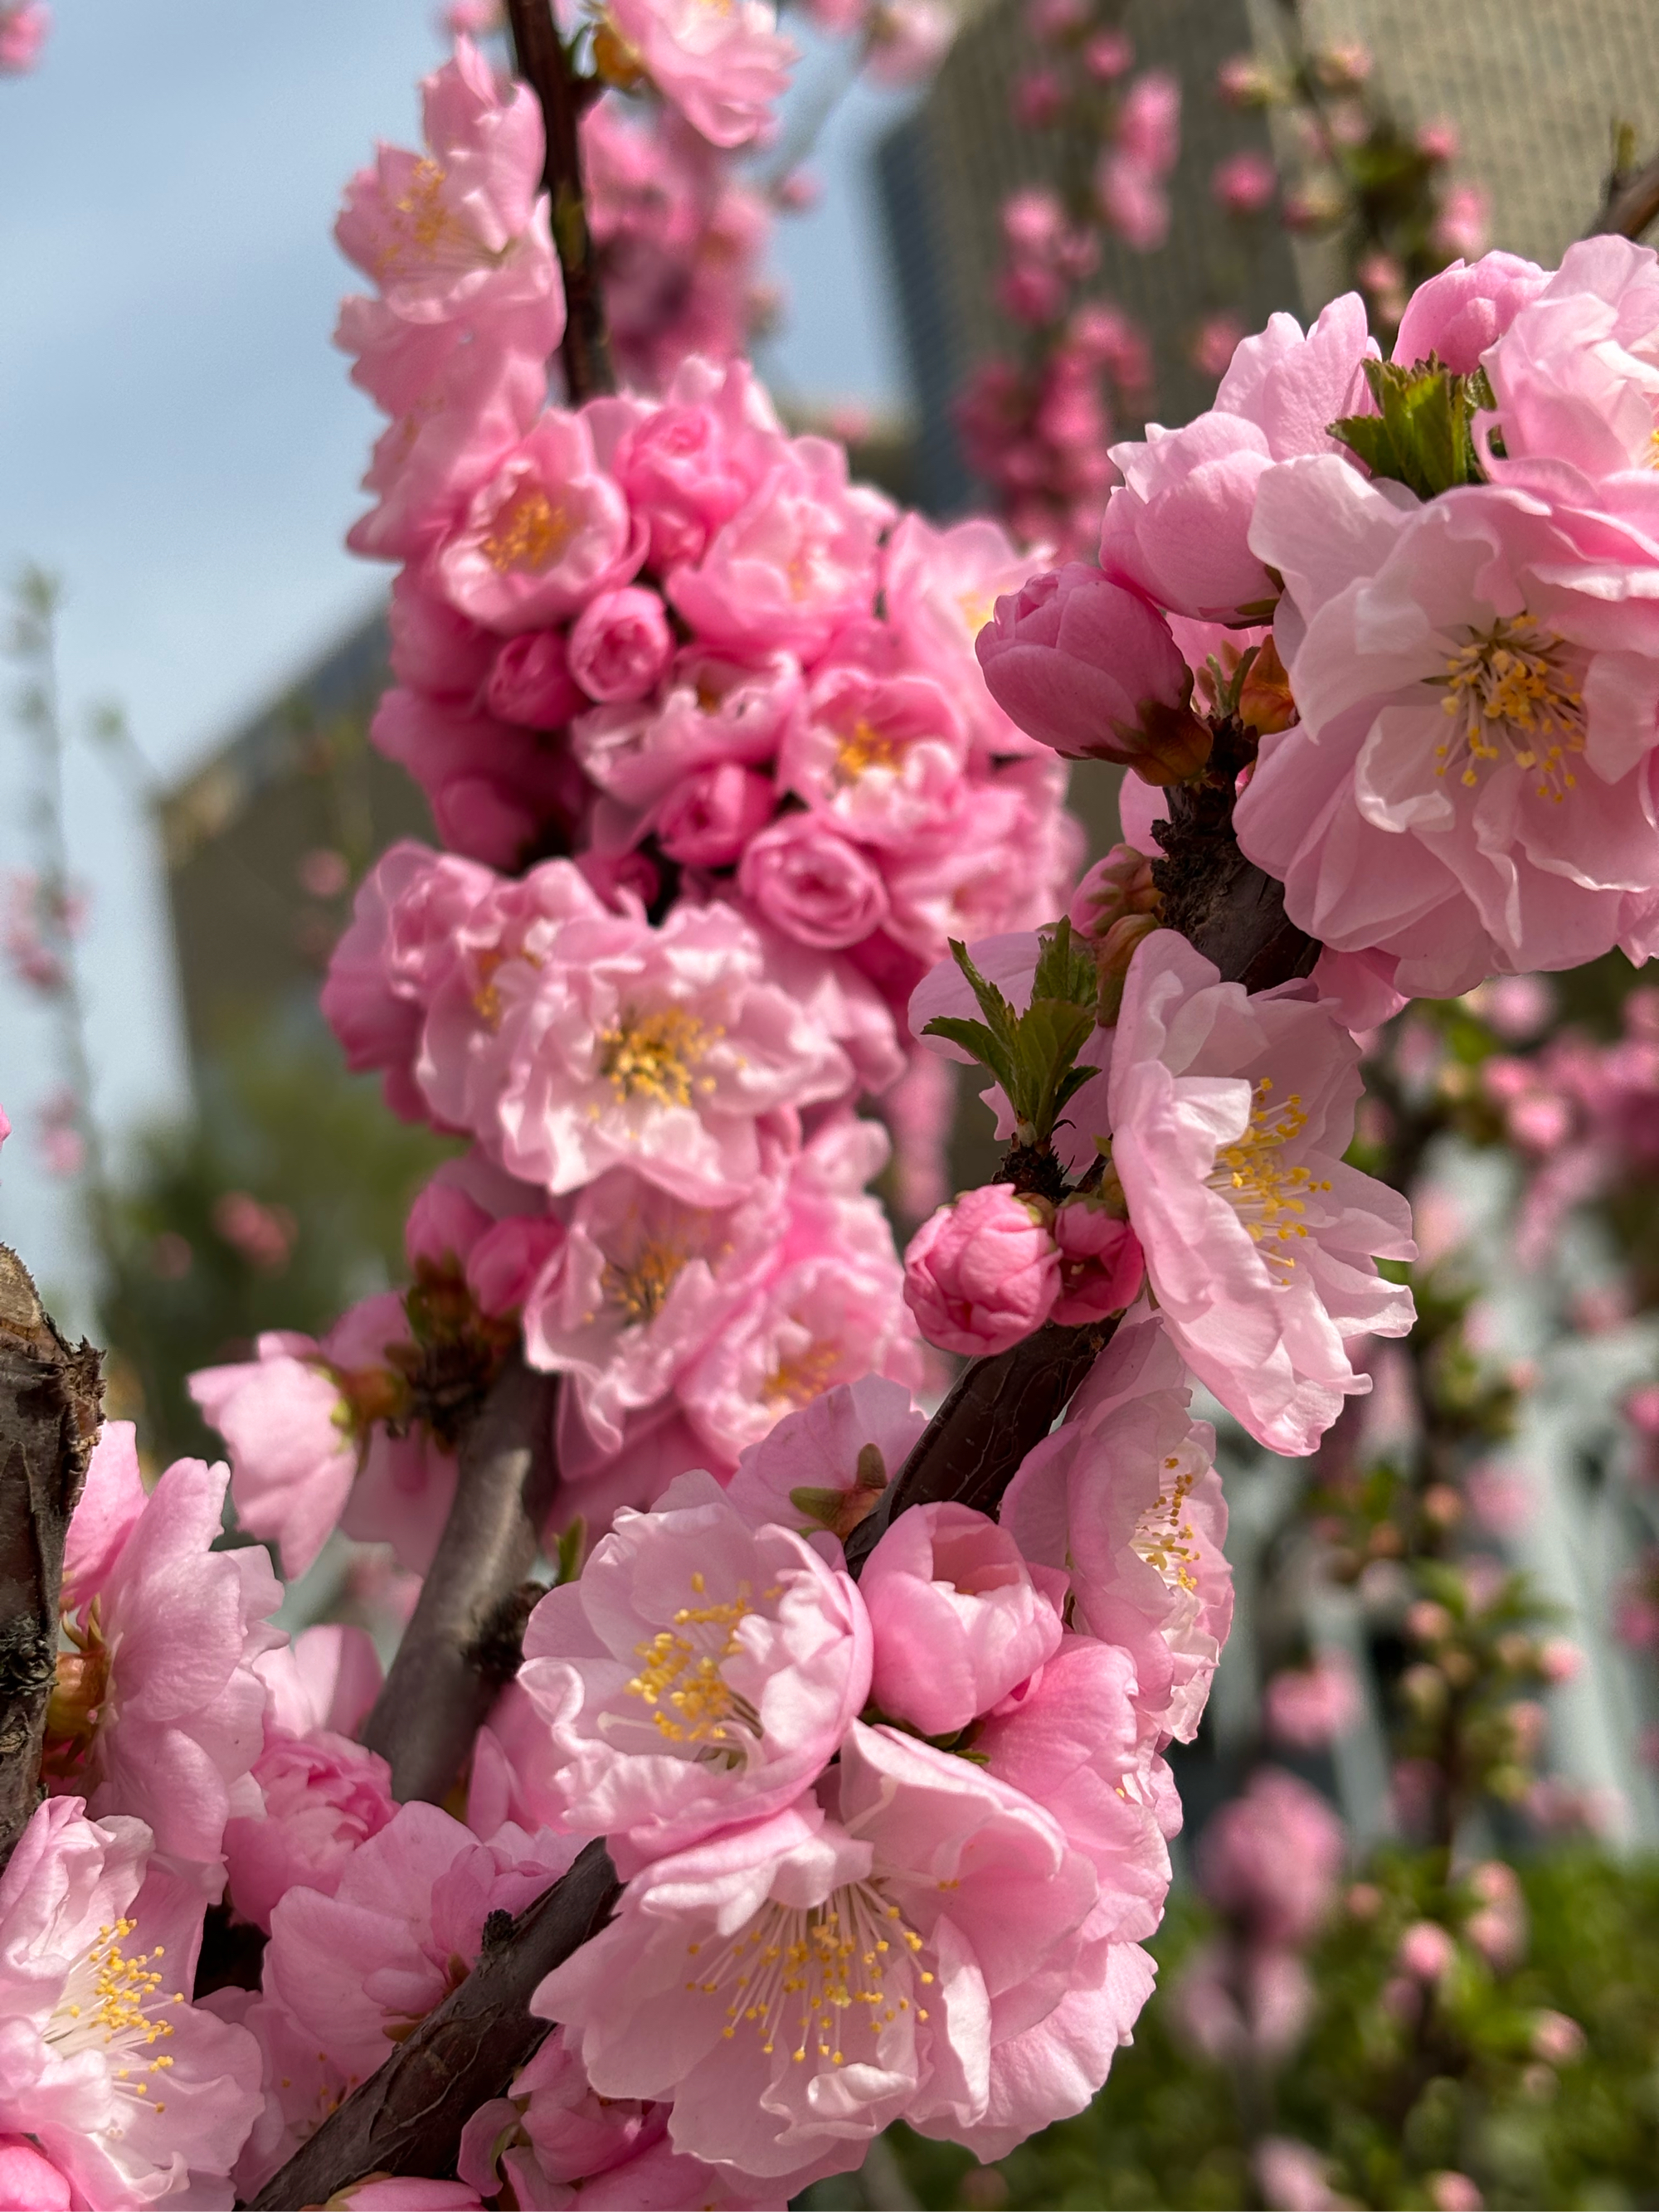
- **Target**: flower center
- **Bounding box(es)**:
[46,1918,185,2116]
[763,1339,844,1408]
[43,1609,109,1780]
[834,719,906,785]
[599,1007,714,1109]
[684,1881,932,2065]
[1133,1453,1201,1596]
[603,1238,688,1325]
[376,158,474,273]
[1431,615,1586,803]
[1209,1078,1331,1275]
[617,1571,763,1761]
[484,486,579,575]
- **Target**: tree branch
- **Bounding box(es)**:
[1584,145,1659,242]
[362,1357,560,1804]
[504,0,616,401]
[0,1244,102,1869]
[247,1838,620,2210]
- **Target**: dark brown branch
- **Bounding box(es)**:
[0,1245,102,1869]
[362,1357,560,1804]
[1584,146,1659,242]
[247,1838,620,2210]
[504,0,616,401]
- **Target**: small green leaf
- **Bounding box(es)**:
[554,1517,587,1585]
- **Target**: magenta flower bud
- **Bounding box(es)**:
[975,563,1209,780]
[903,1184,1059,1356]
[860,1500,1066,1735]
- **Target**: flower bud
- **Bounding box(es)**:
[1068,843,1162,941]
[1530,2008,1587,2066]
[1397,1920,1457,1982]
[902,1184,1059,1357]
[1052,1197,1144,1324]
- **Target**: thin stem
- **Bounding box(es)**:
[504,0,616,401]
[1585,146,1659,242]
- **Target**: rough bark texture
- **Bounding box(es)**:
[504,0,615,401]
[247,1839,620,2210]
[1584,147,1659,243]
[362,1358,560,1804]
[0,1244,102,1869]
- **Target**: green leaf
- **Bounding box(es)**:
[1331,358,1486,500]
[1030,916,1097,1011]
[1329,408,1405,481]
[919,1015,1019,1102]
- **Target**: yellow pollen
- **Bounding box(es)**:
[373,157,477,274]
[599,1006,713,1109]
[834,719,906,785]
[482,485,578,575]
[623,1580,761,1751]
[1134,1464,1201,1597]
[1430,613,1586,803]
[1209,1079,1331,1275]
[762,1339,844,1409]
[46,1918,183,2096]
[602,1238,688,1325]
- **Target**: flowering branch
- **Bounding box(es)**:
[1584,129,1659,243]
[361,1356,560,1803]
[0,1244,101,1869]
[503,0,616,400]
[246,1837,620,2211]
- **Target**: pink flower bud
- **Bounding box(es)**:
[567,586,675,704]
[1068,843,1161,939]
[902,1184,1059,1356]
[485,631,583,729]
[1082,27,1131,78]
[1397,1919,1457,1982]
[1212,149,1277,216]
[654,761,776,867]
[465,1214,565,1316]
[1538,1636,1583,1684]
[0,2140,70,2211]
[975,564,1209,777]
[737,813,891,950]
[1428,2175,1482,2212]
[1530,2008,1586,2066]
[861,1500,1066,1734]
[1051,1198,1144,1324]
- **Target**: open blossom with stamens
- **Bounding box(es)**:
[0,1799,261,2207]
[1235,460,1659,992]
[601,0,796,152]
[535,1722,1113,2176]
[518,1469,872,1874]
[1106,934,1416,1454]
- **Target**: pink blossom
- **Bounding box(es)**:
[434,410,644,631]
[1052,1198,1146,1325]
[0,1799,261,2206]
[1200,1769,1345,1945]
[1428,2176,1483,2212]
[1175,1938,1314,2065]
[263,1801,580,2088]
[60,1418,147,1616]
[1107,931,1416,1452]
[518,1469,871,1873]
[0,2,49,72]
[739,808,893,950]
[723,1373,927,1537]
[466,1208,567,1315]
[606,355,781,566]
[1003,1312,1233,1744]
[189,1332,357,1578]
[1256,2137,1349,2212]
[667,440,892,662]
[1099,293,1375,621]
[976,562,1205,775]
[1236,460,1659,993]
[603,0,795,150]
[1397,1919,1457,1981]
[486,629,584,727]
[781,664,969,847]
[903,1184,1060,1356]
[1213,149,1277,217]
[567,584,676,702]
[536,1722,1108,2174]
[861,1501,1066,1734]
[459,2031,666,2195]
[341,1424,460,1577]
[655,760,776,864]
[880,513,1043,759]
[1392,249,1546,373]
[50,1456,282,1863]
[1264,1654,1362,1749]
[0,2140,69,2211]
[575,647,803,809]
[224,1723,395,1935]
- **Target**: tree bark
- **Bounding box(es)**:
[247,1838,620,2210]
[1584,147,1659,243]
[362,1358,560,1805]
[504,0,616,401]
[0,1245,102,1869]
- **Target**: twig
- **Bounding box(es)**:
[1584,145,1659,242]
[0,1244,102,1868]
[504,0,616,401]
[247,1839,620,2210]
[361,1357,560,1804]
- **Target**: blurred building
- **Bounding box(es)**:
[159,613,426,1069]
[879,0,1659,513]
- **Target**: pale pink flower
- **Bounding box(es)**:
[263,1802,580,2088]
[1099,293,1375,621]
[348,340,545,562]
[1428,2175,1483,2212]
[1052,1198,1146,1325]
[223,1728,395,1937]
[903,1184,1060,1357]
[1256,2137,1350,2212]
[1004,1312,1233,1744]
[667,440,893,662]
[341,1424,460,1577]
[1200,1769,1345,1945]
[866,0,956,85]
[1236,460,1659,993]
[60,1419,147,1617]
[1264,1654,1362,1749]
[1213,149,1277,217]
[879,512,1043,759]
[0,1799,261,2206]
[602,0,795,150]
[434,409,645,631]
[575,646,803,809]
[1107,931,1416,1453]
[487,628,583,727]
[781,664,969,847]
[0,2,50,72]
[519,1469,871,1873]
[1392,249,1545,374]
[1397,1918,1457,1981]
[723,1373,927,1536]
[336,37,563,360]
[536,1723,1104,2175]
[654,760,776,865]
[458,2031,665,2195]
[738,809,893,950]
[189,1331,357,1578]
[50,1457,282,1864]
[605,354,783,566]
[883,756,1083,974]
[861,1502,1065,1735]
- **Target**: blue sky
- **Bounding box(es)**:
[0,0,915,1322]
